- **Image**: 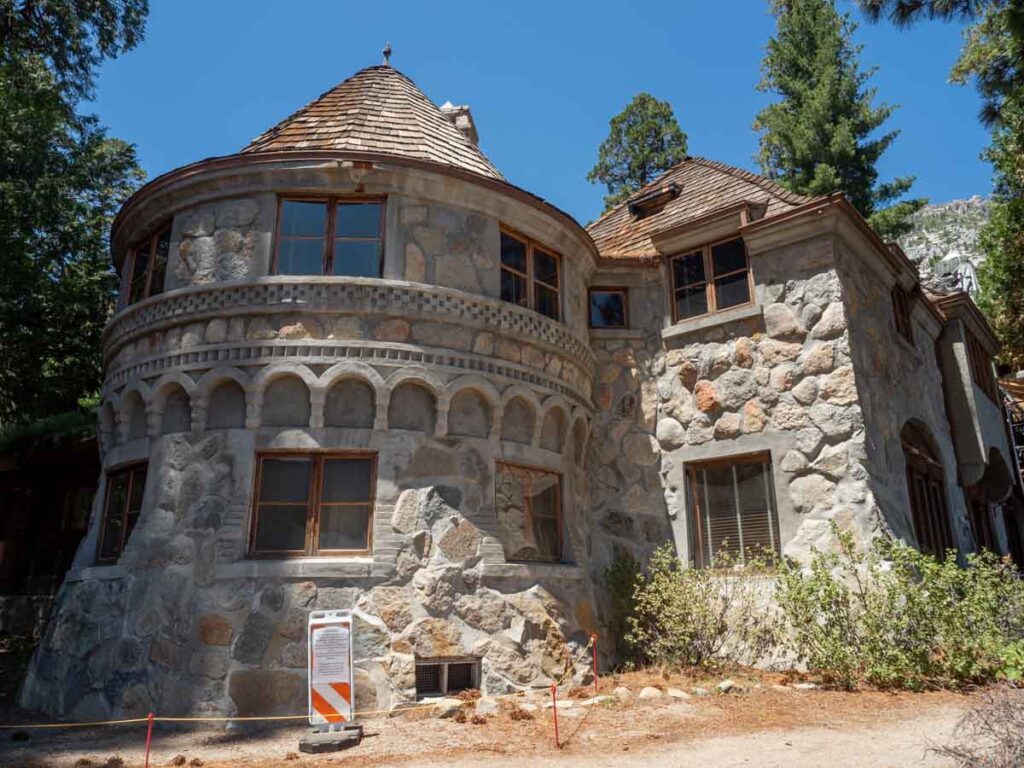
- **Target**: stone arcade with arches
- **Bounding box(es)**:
[22,62,1021,720]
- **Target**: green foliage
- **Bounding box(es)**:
[0,2,147,423]
[998,639,1024,681]
[625,544,777,669]
[755,0,925,238]
[588,93,688,212]
[0,405,96,455]
[775,526,1024,689]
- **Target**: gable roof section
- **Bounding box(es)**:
[587,157,812,259]
[242,65,505,181]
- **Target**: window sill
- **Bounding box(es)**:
[480,562,585,582]
[217,557,375,580]
[65,564,127,583]
[588,328,644,340]
[662,303,763,341]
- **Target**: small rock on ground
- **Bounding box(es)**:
[717,679,738,693]
[666,688,691,699]
[612,686,631,701]
[692,687,711,697]
[792,682,819,691]
[638,687,663,700]
[579,695,615,707]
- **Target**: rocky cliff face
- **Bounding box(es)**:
[898,197,990,293]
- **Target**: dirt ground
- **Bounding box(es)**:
[0,668,978,768]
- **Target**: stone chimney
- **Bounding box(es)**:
[440,101,479,146]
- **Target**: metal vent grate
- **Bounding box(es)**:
[446,662,474,693]
[415,663,442,696]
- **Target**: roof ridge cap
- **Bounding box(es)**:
[686,156,812,205]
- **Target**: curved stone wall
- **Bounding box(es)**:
[22,157,601,721]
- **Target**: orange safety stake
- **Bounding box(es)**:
[550,685,560,749]
[591,634,599,694]
[144,712,154,768]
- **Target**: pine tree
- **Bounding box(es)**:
[755,0,925,238]
[588,93,688,212]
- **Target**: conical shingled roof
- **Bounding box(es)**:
[242,65,504,181]
[587,157,812,259]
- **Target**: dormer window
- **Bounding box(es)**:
[126,227,171,305]
[274,197,384,277]
[500,229,560,321]
[669,237,751,322]
[628,183,681,220]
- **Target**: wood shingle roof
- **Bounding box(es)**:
[242,65,504,181]
[587,157,812,260]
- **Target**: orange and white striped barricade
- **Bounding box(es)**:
[302,610,362,752]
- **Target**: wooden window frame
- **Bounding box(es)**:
[686,452,779,569]
[966,332,999,403]
[902,427,954,559]
[587,286,630,329]
[499,227,562,321]
[669,236,754,324]
[495,461,563,563]
[95,461,148,564]
[248,450,376,558]
[125,225,171,306]
[891,285,914,344]
[271,196,386,277]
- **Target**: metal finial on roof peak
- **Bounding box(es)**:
[383,42,392,66]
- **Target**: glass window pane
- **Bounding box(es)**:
[675,285,708,319]
[336,203,381,238]
[535,284,559,320]
[714,272,751,310]
[500,232,527,273]
[711,239,746,276]
[501,269,528,307]
[277,239,324,275]
[704,466,741,562]
[280,200,327,237]
[735,462,775,558]
[100,473,129,560]
[254,505,308,551]
[128,250,149,304]
[589,291,626,327]
[321,459,372,503]
[333,240,380,277]
[672,251,705,288]
[533,250,558,286]
[128,466,148,511]
[149,230,170,297]
[259,458,312,503]
[318,505,370,551]
[527,471,560,561]
[99,511,124,561]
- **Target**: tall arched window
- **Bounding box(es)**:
[901,422,953,558]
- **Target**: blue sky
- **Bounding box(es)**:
[92,0,990,225]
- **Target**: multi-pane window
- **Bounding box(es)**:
[588,288,629,328]
[126,227,171,305]
[670,237,751,322]
[687,454,779,568]
[249,453,375,557]
[966,332,999,402]
[500,230,560,321]
[495,463,562,563]
[274,198,384,277]
[96,463,148,563]
[892,285,914,343]
[901,423,953,559]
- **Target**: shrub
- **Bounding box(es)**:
[603,551,642,662]
[625,543,777,668]
[775,526,1024,689]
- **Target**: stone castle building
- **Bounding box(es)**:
[21,62,1022,720]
